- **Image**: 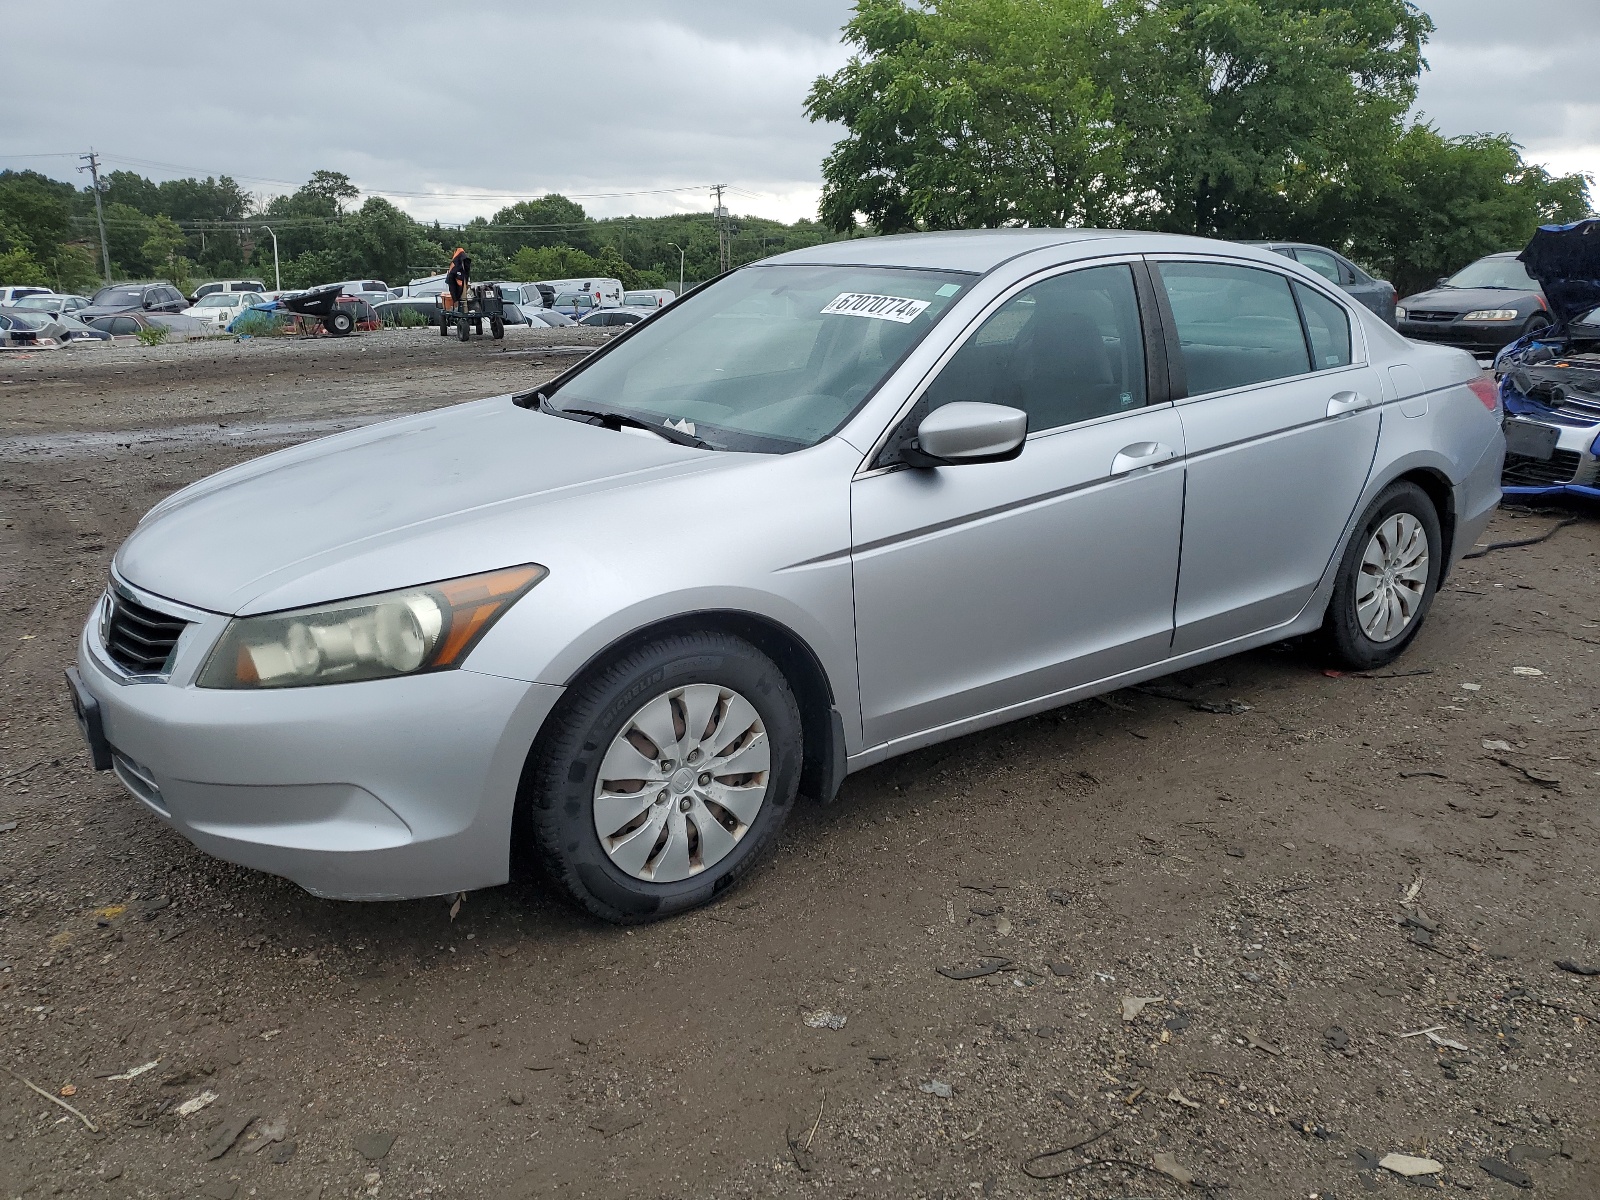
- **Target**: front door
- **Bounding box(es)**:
[1153,259,1383,653]
[851,261,1186,749]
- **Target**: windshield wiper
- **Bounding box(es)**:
[538,395,715,450]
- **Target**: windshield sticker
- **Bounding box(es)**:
[935,283,962,297]
[821,292,931,323]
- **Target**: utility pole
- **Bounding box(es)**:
[711,184,729,274]
[259,226,281,292]
[78,149,112,285]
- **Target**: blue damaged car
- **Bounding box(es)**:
[1494,219,1600,500]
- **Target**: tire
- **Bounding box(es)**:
[457,317,471,342]
[1322,481,1442,670]
[519,630,803,924]
[439,316,449,337]
[1522,313,1551,340]
[490,316,504,340]
[324,309,355,337]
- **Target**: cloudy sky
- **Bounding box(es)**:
[5,1,1595,226]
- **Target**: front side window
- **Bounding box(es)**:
[1158,263,1312,395]
[919,263,1148,434]
[547,263,971,452]
[1294,283,1353,369]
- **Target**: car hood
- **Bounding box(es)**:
[1518,218,1600,326]
[115,397,724,615]
[1398,286,1539,314]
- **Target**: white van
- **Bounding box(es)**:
[624,289,677,309]
[538,277,624,313]
[406,274,448,298]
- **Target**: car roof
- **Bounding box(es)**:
[760,228,1278,274]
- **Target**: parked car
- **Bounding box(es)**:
[0,308,65,348]
[78,282,189,323]
[68,230,1501,921]
[86,311,211,340]
[552,291,599,319]
[330,279,393,306]
[406,274,448,299]
[578,308,646,329]
[12,293,91,318]
[182,291,266,332]
[1492,218,1600,500]
[192,279,269,304]
[530,309,575,328]
[1396,252,1551,352]
[1243,243,1396,324]
[541,276,624,310]
[0,285,53,305]
[624,289,677,310]
[54,313,112,343]
[487,283,551,323]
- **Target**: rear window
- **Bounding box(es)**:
[1158,263,1312,395]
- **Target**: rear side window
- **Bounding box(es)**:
[111,317,139,334]
[1293,248,1346,284]
[1158,263,1312,395]
[922,263,1147,434]
[1294,283,1352,370]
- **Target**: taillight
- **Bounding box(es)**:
[1467,377,1499,411]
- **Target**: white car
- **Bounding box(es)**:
[181,291,265,332]
[0,285,53,306]
[624,289,677,309]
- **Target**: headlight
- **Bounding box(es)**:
[197,564,546,689]
[1463,309,1519,321]
[1394,307,1407,321]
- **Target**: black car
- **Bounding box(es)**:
[77,282,190,323]
[577,308,646,329]
[1395,252,1551,353]
[1245,241,1397,324]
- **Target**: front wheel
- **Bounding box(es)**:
[519,631,803,924]
[323,309,355,337]
[1322,481,1442,669]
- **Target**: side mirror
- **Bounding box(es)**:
[1435,277,1449,288]
[901,402,1028,468]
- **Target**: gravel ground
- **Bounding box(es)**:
[0,332,1597,1199]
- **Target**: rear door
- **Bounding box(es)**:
[1153,258,1382,653]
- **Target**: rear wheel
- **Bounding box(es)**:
[1322,481,1441,669]
[490,316,504,340]
[519,631,802,924]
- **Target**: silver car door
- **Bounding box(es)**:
[1152,258,1383,653]
[851,260,1185,749]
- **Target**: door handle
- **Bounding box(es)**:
[1326,390,1371,417]
[1110,441,1177,476]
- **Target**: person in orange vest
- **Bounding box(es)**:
[444,247,471,310]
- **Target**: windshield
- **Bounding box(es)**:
[1445,257,1538,291]
[14,295,60,310]
[546,264,972,452]
[92,287,145,306]
[196,294,238,307]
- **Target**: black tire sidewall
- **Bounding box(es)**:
[526,633,802,923]
[1326,481,1442,669]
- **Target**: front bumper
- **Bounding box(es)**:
[1499,396,1600,501]
[1398,319,1526,352]
[75,600,563,900]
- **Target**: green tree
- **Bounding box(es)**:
[304,170,360,215]
[490,194,595,255]
[0,170,76,259]
[0,247,49,287]
[807,0,1133,231]
[1360,127,1591,296]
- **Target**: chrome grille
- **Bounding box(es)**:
[1406,310,1456,323]
[102,590,189,675]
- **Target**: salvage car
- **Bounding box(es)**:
[78,282,190,323]
[12,292,92,318]
[0,308,63,348]
[1243,242,1396,324]
[182,291,266,332]
[69,230,1503,922]
[1493,218,1600,499]
[1396,252,1551,352]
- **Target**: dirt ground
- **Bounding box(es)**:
[1,331,1597,1200]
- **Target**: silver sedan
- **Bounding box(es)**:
[70,230,1504,921]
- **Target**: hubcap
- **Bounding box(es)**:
[1355,513,1429,643]
[592,683,770,883]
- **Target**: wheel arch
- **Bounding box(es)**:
[533,609,846,808]
[1389,465,1458,570]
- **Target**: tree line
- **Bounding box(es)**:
[807,0,1591,296]
[0,166,842,296]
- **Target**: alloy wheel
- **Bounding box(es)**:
[1355,513,1429,643]
[593,684,771,882]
